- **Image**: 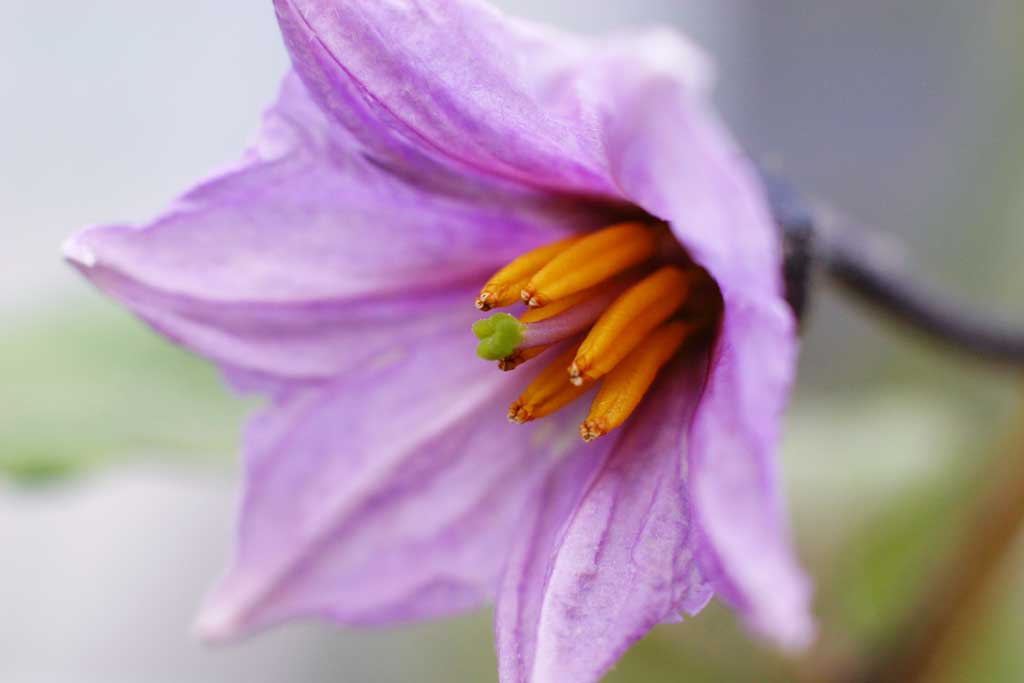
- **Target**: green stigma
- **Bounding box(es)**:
[472,312,524,361]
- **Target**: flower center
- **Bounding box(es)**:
[471,221,720,441]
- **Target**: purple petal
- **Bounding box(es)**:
[197,336,583,640]
[65,72,589,382]
[688,305,812,649]
[495,361,714,683]
[266,9,811,646]
[604,81,814,647]
[67,0,814,652]
[274,0,711,198]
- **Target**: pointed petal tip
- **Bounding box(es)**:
[762,619,817,654]
[745,595,817,653]
[62,232,97,269]
[192,601,249,645]
[191,574,261,645]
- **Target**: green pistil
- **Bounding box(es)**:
[472,313,524,360]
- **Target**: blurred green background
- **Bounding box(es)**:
[2,1,1021,681]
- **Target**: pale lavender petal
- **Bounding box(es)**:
[688,305,811,648]
[197,335,585,639]
[495,361,714,683]
[267,10,812,645]
[274,0,711,198]
[603,80,814,648]
[66,0,814,654]
[65,72,591,382]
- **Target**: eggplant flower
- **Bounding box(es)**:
[64,0,813,680]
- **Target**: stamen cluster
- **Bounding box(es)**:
[472,222,720,441]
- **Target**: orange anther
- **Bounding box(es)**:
[569,266,704,386]
[579,320,704,441]
[520,222,657,308]
[475,235,582,311]
[507,343,588,423]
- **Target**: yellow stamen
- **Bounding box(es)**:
[579,320,701,441]
[569,266,702,386]
[518,272,639,325]
[497,344,551,372]
[520,222,658,308]
[507,343,589,423]
[519,287,595,324]
[475,235,582,311]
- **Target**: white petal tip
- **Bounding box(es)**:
[749,611,817,653]
[778,625,816,653]
[192,605,246,644]
[62,235,97,268]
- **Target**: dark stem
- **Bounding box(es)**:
[818,225,1024,365]
[763,172,1024,366]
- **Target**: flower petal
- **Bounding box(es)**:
[65,72,590,382]
[495,361,714,683]
[688,303,813,649]
[603,79,815,647]
[68,0,814,652]
[265,17,813,643]
[274,0,711,198]
[197,337,585,639]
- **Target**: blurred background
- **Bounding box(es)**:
[2,1,1022,681]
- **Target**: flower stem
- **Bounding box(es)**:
[763,171,1024,366]
[818,223,1024,366]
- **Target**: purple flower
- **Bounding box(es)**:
[65,0,813,679]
